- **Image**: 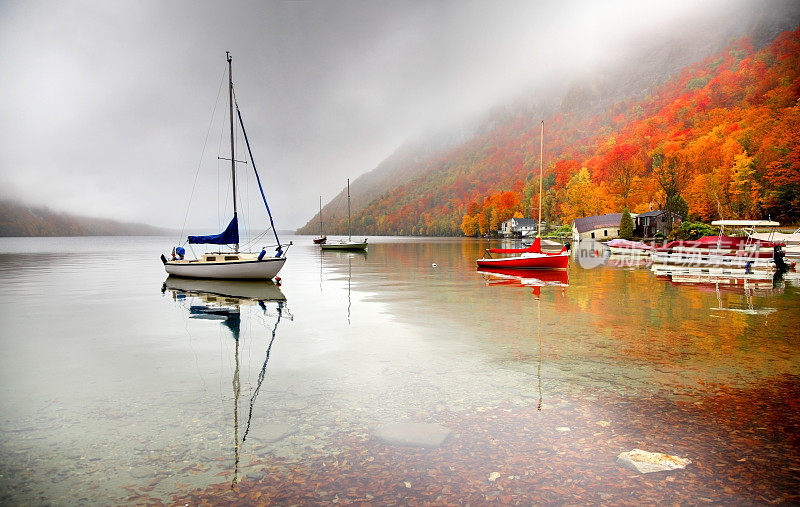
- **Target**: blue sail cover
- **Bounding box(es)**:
[188,216,239,245]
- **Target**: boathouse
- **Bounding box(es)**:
[571,213,623,241]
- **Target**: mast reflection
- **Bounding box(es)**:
[476,268,568,411]
[161,276,290,487]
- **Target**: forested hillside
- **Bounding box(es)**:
[0,200,170,237]
[301,22,800,237]
[458,26,800,236]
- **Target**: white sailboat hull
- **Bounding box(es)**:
[164,257,286,280]
[320,240,368,251]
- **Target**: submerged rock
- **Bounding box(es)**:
[616,449,691,474]
[374,422,452,448]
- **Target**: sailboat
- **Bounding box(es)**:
[313,196,327,244]
[320,178,368,251]
[161,52,289,280]
[477,121,570,270]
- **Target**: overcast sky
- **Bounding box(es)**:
[0,0,769,231]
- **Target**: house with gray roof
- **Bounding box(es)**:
[499,217,539,237]
[571,213,624,241]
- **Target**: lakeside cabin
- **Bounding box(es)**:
[634,210,682,237]
[572,213,623,241]
[499,217,539,238]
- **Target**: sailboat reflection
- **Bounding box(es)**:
[477,268,563,410]
[478,267,569,296]
[162,276,290,487]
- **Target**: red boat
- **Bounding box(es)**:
[477,122,570,271]
[313,236,327,244]
[476,237,570,270]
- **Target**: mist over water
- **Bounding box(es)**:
[2,1,798,231]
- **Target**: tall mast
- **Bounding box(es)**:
[347,178,352,241]
[227,51,238,252]
[538,120,543,238]
[319,195,323,236]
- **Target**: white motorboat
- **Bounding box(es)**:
[650,232,791,275]
[750,226,800,259]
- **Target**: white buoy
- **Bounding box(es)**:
[432,263,438,267]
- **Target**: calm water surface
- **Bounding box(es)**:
[0,236,798,504]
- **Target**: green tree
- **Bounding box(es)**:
[666,194,689,231]
[619,208,634,240]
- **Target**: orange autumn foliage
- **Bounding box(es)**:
[347,26,800,236]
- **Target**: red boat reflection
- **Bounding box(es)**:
[478,267,569,296]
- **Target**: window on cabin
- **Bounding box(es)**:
[206,256,216,261]
[591,232,595,239]
[604,230,608,236]
[225,256,239,261]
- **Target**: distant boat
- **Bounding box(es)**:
[321,178,368,251]
[313,195,327,244]
[476,121,569,270]
[161,52,289,280]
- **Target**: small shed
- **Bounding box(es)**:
[572,213,623,241]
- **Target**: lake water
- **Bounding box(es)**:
[0,236,798,504]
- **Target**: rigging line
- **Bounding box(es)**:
[241,305,282,443]
[179,64,227,244]
[241,120,252,247]
[241,229,269,250]
[233,90,282,249]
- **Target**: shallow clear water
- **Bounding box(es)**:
[0,236,798,504]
